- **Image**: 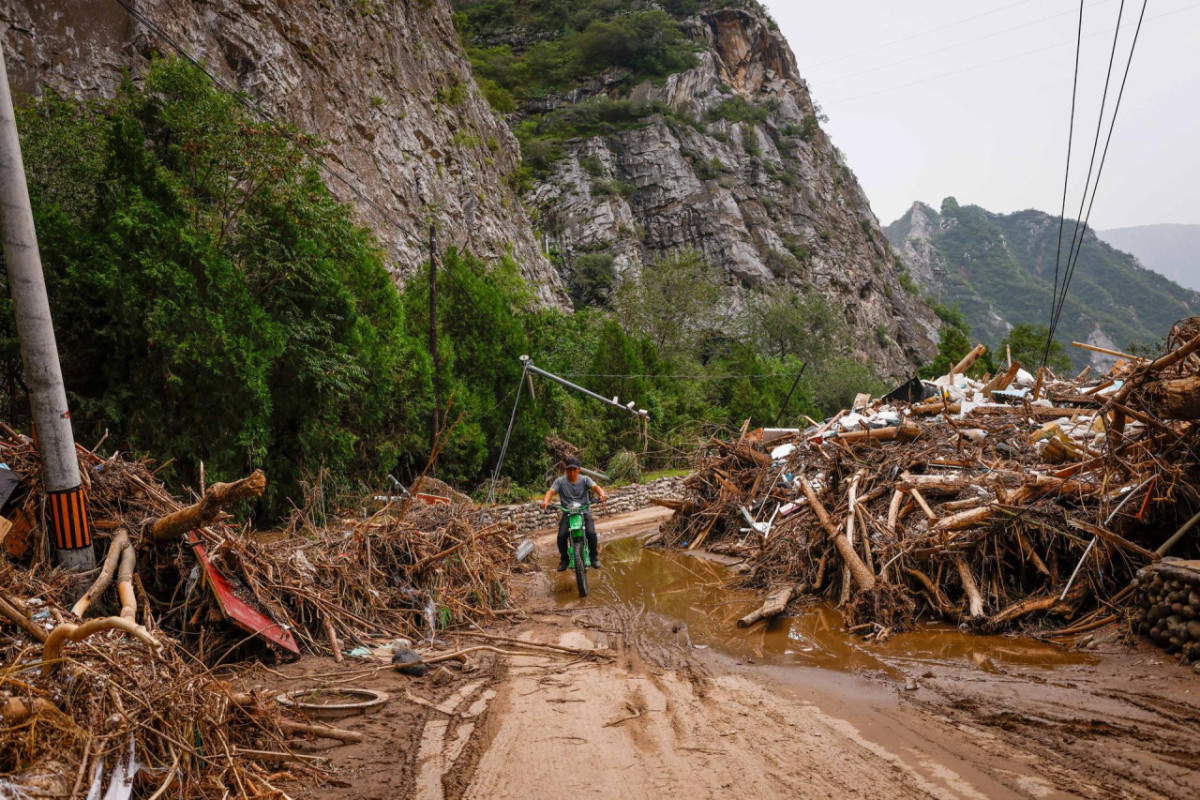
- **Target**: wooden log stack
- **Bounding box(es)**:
[1131,560,1200,664]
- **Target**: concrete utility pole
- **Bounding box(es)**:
[0,39,94,570]
[428,222,439,470]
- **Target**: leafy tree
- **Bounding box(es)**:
[3,59,426,516]
[918,327,974,380]
[614,249,722,358]
[1001,324,1072,374]
[742,288,843,364]
[569,252,617,307]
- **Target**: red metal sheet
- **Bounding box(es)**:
[188,532,299,653]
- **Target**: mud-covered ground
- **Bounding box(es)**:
[244,509,1200,800]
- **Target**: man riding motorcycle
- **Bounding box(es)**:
[540,457,609,572]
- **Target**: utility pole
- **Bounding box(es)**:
[428,222,439,469]
[932,266,948,306]
[0,41,94,570]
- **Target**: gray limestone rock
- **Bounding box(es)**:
[1,0,566,304]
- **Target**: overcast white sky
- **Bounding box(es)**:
[762,0,1200,229]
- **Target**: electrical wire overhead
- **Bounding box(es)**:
[1050,0,1130,346]
[821,2,1198,107]
[813,0,1114,86]
[1045,0,1090,368]
[1045,0,1152,360]
[804,0,1040,69]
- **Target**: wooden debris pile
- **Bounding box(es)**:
[0,558,335,799]
[658,318,1200,649]
[0,424,520,796]
[215,500,517,658]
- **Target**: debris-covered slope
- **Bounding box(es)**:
[0,0,566,303]
[885,199,1200,368]
[458,1,939,378]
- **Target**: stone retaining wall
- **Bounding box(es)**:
[480,476,686,531]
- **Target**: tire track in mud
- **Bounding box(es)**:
[453,605,991,800]
[910,658,1200,800]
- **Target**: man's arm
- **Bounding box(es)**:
[540,487,557,510]
[589,481,609,503]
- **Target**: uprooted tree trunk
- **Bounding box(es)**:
[148,469,266,542]
[71,529,134,618]
[1142,375,1200,420]
[42,616,161,676]
[800,477,876,593]
[738,584,800,628]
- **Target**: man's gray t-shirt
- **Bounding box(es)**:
[552,475,595,512]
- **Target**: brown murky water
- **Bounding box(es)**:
[547,535,1092,674]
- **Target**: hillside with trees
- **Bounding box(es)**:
[885,199,1200,369]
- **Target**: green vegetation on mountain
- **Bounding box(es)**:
[453,0,713,182]
[2,60,427,516]
[453,2,697,104]
[3,58,883,514]
[885,200,1200,367]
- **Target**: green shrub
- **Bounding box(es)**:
[478,77,517,114]
[799,114,820,142]
[707,95,772,125]
[740,122,761,157]
[764,249,801,279]
[570,252,617,307]
[579,154,605,177]
[436,79,468,106]
[457,6,695,103]
[783,236,811,264]
[592,179,636,198]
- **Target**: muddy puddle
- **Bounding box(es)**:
[547,535,1093,675]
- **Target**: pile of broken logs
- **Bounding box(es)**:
[0,423,521,797]
[658,318,1200,656]
[1131,559,1200,663]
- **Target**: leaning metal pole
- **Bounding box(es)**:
[519,356,648,418]
[0,39,94,570]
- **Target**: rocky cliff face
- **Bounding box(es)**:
[0,0,566,303]
[524,5,938,378]
[885,200,1200,369]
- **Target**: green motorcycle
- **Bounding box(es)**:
[560,501,592,598]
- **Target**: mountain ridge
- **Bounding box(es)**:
[456,0,939,377]
[1096,224,1200,291]
[885,199,1200,368]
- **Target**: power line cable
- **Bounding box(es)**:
[1050,0,1129,345]
[558,371,803,381]
[821,2,1198,107]
[814,0,1113,85]
[804,0,1040,69]
[1044,0,1087,368]
[1050,0,1151,344]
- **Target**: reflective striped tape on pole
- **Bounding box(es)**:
[46,486,92,553]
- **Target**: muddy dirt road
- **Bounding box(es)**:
[258,509,1200,800]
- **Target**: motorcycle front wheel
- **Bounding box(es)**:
[573,539,588,598]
